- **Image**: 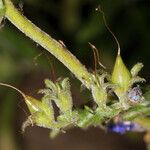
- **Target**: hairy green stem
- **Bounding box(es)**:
[3,0,92,88]
[122,105,150,121]
[4,0,150,133]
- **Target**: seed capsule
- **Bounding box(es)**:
[24,96,41,113]
[112,54,131,90]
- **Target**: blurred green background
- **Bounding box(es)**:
[0,0,150,149]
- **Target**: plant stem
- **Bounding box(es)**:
[3,0,92,88]
[122,105,150,121]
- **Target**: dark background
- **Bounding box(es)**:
[0,0,150,149]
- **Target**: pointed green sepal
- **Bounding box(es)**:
[130,63,143,77]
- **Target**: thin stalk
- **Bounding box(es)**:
[3,0,92,88]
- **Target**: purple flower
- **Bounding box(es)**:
[107,121,144,134]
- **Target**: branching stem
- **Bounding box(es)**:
[3,0,92,88]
